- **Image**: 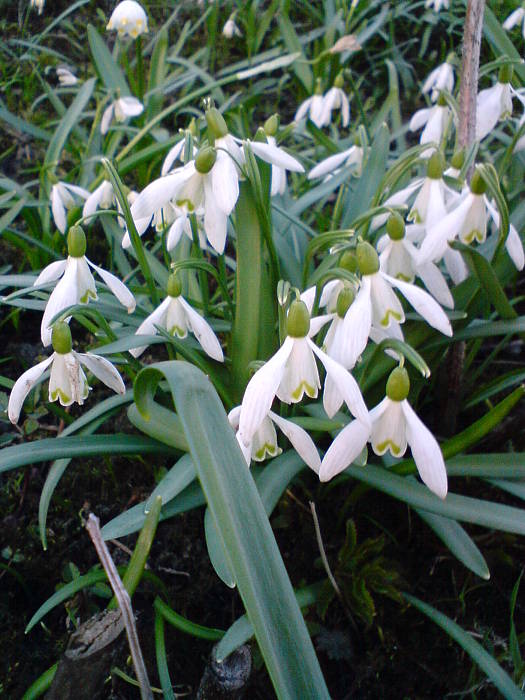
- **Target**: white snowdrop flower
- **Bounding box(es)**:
[369,179,425,233]
[8,322,125,424]
[83,180,136,229]
[425,0,449,11]
[320,366,448,500]
[130,273,224,361]
[418,169,489,264]
[50,182,90,234]
[295,78,326,128]
[422,59,455,102]
[56,67,78,86]
[30,0,45,14]
[503,6,525,38]
[476,66,514,141]
[228,406,321,472]
[101,96,143,135]
[222,14,242,38]
[485,199,524,271]
[161,139,188,177]
[320,74,350,127]
[238,299,370,450]
[409,95,451,156]
[106,1,148,38]
[407,151,448,226]
[36,226,135,347]
[300,278,346,316]
[240,134,304,196]
[308,144,364,180]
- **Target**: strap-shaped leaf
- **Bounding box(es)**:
[134,361,330,699]
[87,24,129,95]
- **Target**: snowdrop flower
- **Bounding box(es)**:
[50,182,90,234]
[408,152,448,225]
[378,213,453,309]
[101,96,143,135]
[309,143,364,180]
[56,66,78,86]
[422,58,455,102]
[8,322,125,424]
[36,226,135,347]
[83,180,136,229]
[485,199,524,271]
[30,0,45,14]
[425,0,449,11]
[222,13,242,38]
[228,406,321,472]
[295,78,326,128]
[130,273,223,361]
[503,6,525,38]
[476,66,514,141]
[238,299,370,451]
[107,1,148,38]
[320,73,350,127]
[409,94,451,156]
[161,139,190,176]
[320,366,448,499]
[418,169,489,264]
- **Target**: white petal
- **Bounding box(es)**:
[309,148,356,180]
[227,406,241,430]
[340,93,350,127]
[87,259,136,312]
[277,337,320,403]
[503,7,525,29]
[369,272,405,328]
[34,259,67,286]
[402,400,448,499]
[131,168,190,222]
[310,95,326,127]
[161,140,186,176]
[270,411,321,473]
[476,84,504,141]
[505,224,525,271]
[340,277,372,367]
[77,352,126,395]
[319,419,370,482]
[370,398,406,457]
[178,297,224,362]
[295,97,313,122]
[203,179,228,253]
[238,337,294,445]
[422,66,441,94]
[309,313,333,337]
[300,279,341,314]
[417,261,454,309]
[118,96,144,118]
[418,194,472,264]
[61,183,90,200]
[83,182,108,219]
[248,141,304,173]
[41,260,78,346]
[420,106,447,145]
[409,107,432,132]
[51,186,67,234]
[8,355,54,423]
[309,339,370,425]
[130,297,171,358]
[101,104,114,135]
[49,352,88,406]
[75,257,97,303]
[210,151,239,216]
[385,272,452,336]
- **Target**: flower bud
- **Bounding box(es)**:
[264,114,279,137]
[314,77,323,95]
[195,147,217,174]
[356,241,379,276]
[339,250,357,273]
[336,287,355,318]
[52,321,73,355]
[334,72,344,89]
[67,225,86,258]
[205,107,228,139]
[426,151,445,180]
[498,63,513,84]
[286,300,310,338]
[167,272,182,298]
[469,168,487,196]
[386,366,410,402]
[386,212,405,241]
[450,149,465,171]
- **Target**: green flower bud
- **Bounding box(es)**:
[167,272,182,298]
[356,241,380,276]
[450,149,465,170]
[314,77,323,95]
[386,366,410,402]
[498,63,513,84]
[254,127,267,143]
[339,250,358,274]
[67,225,87,258]
[195,146,217,174]
[469,168,487,196]
[264,114,279,137]
[286,299,310,338]
[205,107,229,139]
[336,287,355,318]
[52,321,73,355]
[426,151,445,180]
[386,212,405,241]
[437,92,447,107]
[334,72,344,89]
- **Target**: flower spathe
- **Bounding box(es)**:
[130,275,223,362]
[228,406,321,473]
[101,96,144,135]
[8,324,125,424]
[107,1,148,38]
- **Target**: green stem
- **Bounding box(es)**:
[135,36,144,103]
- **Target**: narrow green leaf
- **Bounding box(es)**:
[154,597,224,641]
[0,100,51,141]
[415,507,490,579]
[154,611,175,700]
[276,12,314,92]
[483,7,525,84]
[146,27,168,122]
[21,663,58,700]
[405,594,525,700]
[144,453,195,513]
[446,453,525,478]
[87,24,129,94]
[127,402,189,452]
[134,361,330,699]
[205,507,236,588]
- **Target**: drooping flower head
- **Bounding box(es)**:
[50,181,90,234]
[422,56,455,102]
[101,96,144,135]
[107,1,148,38]
[503,6,525,39]
[295,78,326,128]
[476,64,514,142]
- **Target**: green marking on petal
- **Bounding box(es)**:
[80,289,97,304]
[380,309,403,327]
[291,381,317,401]
[395,273,412,283]
[50,388,71,404]
[169,325,187,339]
[376,439,402,456]
[255,443,280,460]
